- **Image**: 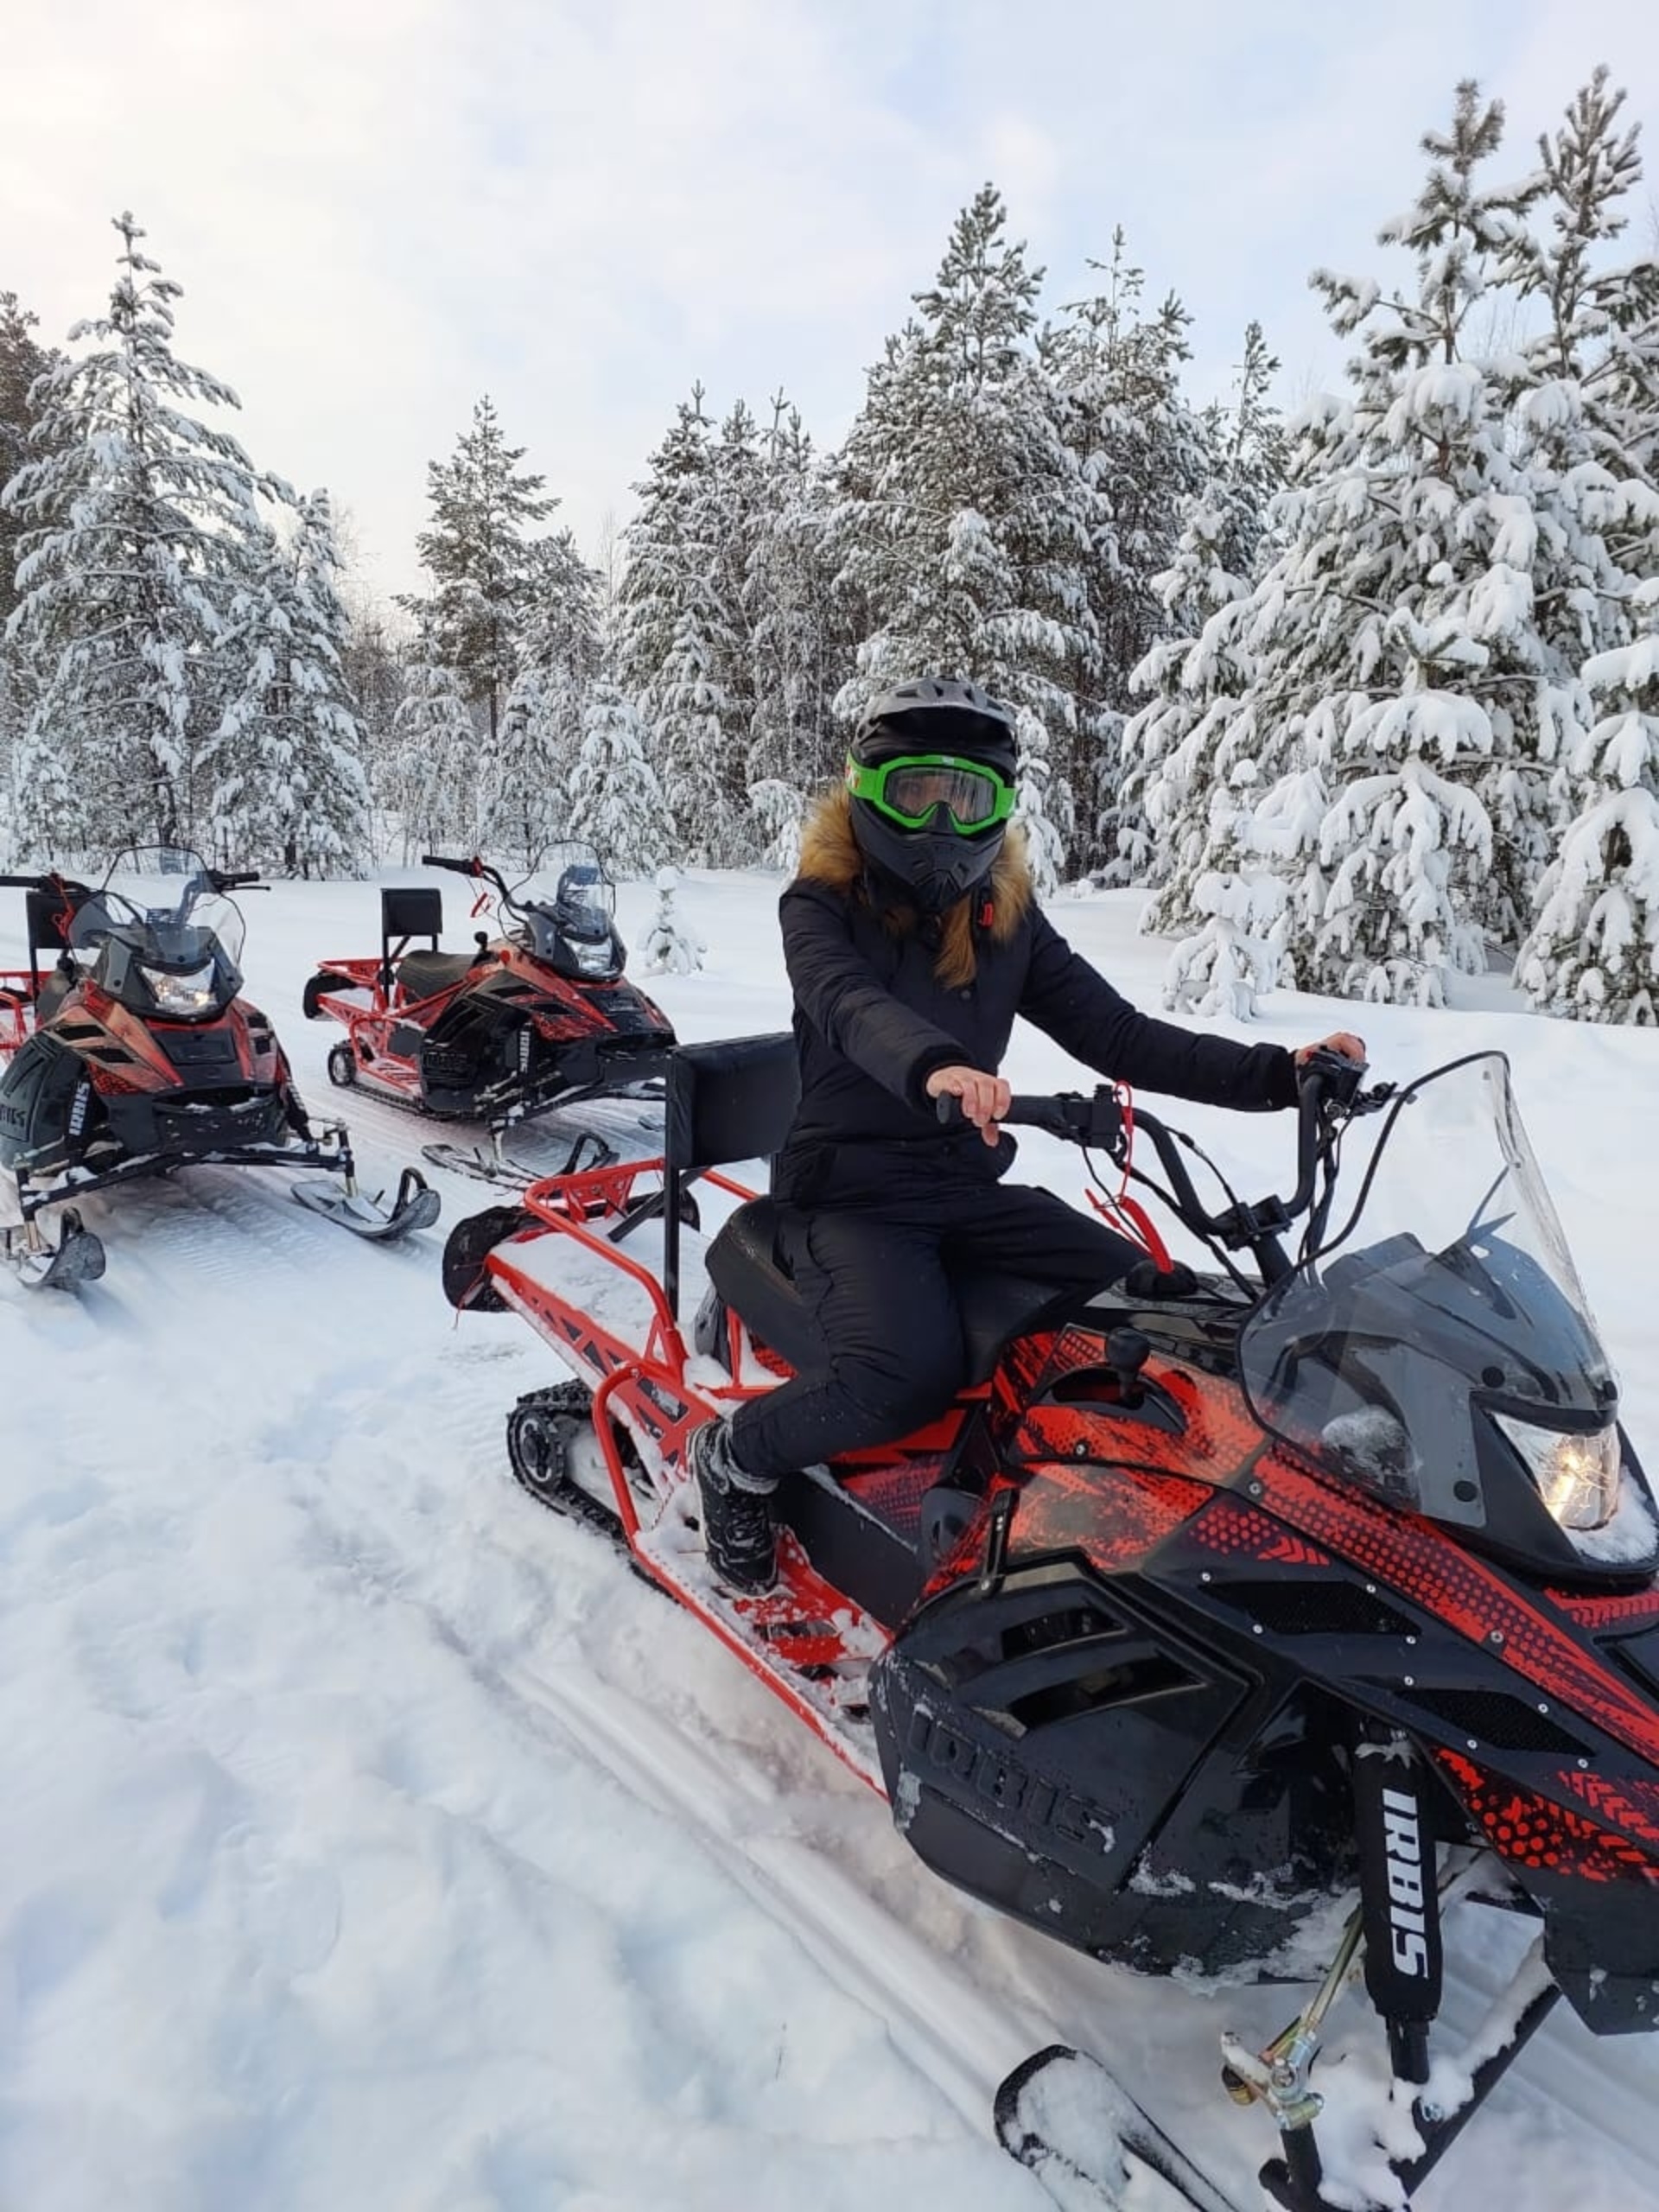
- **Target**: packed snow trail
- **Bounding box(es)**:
[4,870,1659,2210]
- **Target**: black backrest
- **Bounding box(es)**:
[25,885,82,980]
[665,1033,799,1173]
[381,886,443,943]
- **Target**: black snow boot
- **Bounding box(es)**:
[688,1420,779,1594]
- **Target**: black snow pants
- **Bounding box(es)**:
[726,1178,1143,1483]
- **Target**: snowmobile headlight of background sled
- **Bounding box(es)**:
[1493,1413,1622,1531]
[141,960,219,1015]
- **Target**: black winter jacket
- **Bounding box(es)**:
[772,798,1297,1209]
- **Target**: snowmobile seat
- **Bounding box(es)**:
[395,948,485,1001]
[706,1197,1064,1386]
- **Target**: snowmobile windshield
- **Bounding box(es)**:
[511,844,616,946]
[1238,1053,1623,1534]
[67,847,246,969]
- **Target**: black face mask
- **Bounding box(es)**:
[849,803,1006,915]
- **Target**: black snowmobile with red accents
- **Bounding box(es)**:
[0,847,437,1287]
[303,846,675,1183]
[442,1035,1659,2212]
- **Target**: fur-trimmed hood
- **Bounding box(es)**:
[795,785,1032,984]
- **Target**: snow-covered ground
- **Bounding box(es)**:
[4,868,1659,2212]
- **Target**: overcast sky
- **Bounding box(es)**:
[8,0,1658,605]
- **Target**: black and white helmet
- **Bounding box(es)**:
[852,676,1018,766]
[846,676,1019,914]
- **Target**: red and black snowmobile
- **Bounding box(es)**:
[442,1035,1659,2212]
[0,847,438,1289]
[303,844,676,1185]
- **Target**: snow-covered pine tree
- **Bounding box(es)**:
[1039,232,1211,878]
[407,396,552,758]
[569,681,668,877]
[1517,593,1659,1020]
[480,527,601,873]
[743,395,849,802]
[0,289,52,632]
[747,777,805,871]
[1012,709,1066,897]
[206,492,369,874]
[1191,84,1645,1008]
[340,601,408,863]
[832,187,1097,879]
[3,213,289,858]
[1522,67,1659,498]
[638,866,704,975]
[385,627,477,861]
[614,389,736,861]
[0,290,54,832]
[1124,324,1283,930]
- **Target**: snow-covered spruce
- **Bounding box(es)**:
[1122,323,1283,933]
[382,632,478,861]
[3,212,295,858]
[1518,610,1659,1020]
[569,682,670,878]
[1039,232,1223,881]
[637,866,704,975]
[831,186,1095,881]
[1134,77,1659,1012]
[205,492,370,874]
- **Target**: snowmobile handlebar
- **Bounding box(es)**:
[936,1049,1386,1282]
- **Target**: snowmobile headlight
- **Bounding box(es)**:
[572,939,613,975]
[1493,1414,1621,1532]
[141,960,218,1015]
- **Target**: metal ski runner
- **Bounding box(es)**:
[290,1165,439,1240]
[996,2046,1249,2212]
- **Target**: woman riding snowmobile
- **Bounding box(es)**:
[689,676,1363,1592]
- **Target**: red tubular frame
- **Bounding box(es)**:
[0,973,35,1056]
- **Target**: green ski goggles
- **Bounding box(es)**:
[844,752,1017,835]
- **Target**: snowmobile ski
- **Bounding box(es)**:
[3,1207,107,1292]
[995,2045,1248,2212]
[421,1128,616,1189]
[289,1165,439,1240]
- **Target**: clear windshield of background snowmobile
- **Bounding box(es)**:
[507,842,617,947]
[66,846,246,969]
[1237,1053,1651,1557]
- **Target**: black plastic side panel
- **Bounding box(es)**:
[873,1562,1353,1975]
[0,1032,91,1169]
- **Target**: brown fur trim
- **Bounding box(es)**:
[795,786,1032,985]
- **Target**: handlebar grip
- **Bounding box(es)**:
[1297,1047,1368,1108]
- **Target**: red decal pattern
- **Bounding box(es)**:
[1190,1497,1336,1567]
[1561,1766,1659,1848]
[1011,1459,1212,1571]
[1547,1586,1659,1633]
[1261,1450,1659,1770]
[839,1455,949,1539]
[1436,1750,1659,1882]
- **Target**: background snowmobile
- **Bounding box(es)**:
[442,1035,1659,2212]
[0,847,438,1288]
[303,843,676,1186]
